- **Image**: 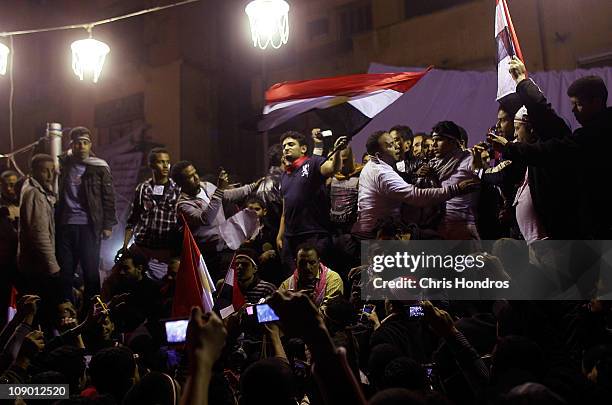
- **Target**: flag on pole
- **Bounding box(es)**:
[172,218,216,317]
[253,68,431,134]
[495,0,525,100]
[214,255,246,319]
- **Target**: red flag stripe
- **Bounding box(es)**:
[500,0,524,62]
[265,68,432,105]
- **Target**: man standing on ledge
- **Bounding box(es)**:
[276,131,348,268]
[121,147,181,280]
[57,126,117,303]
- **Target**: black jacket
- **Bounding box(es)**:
[502,79,583,239]
[58,155,117,235]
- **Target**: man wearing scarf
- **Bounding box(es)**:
[429,121,481,244]
[57,127,117,303]
[276,131,348,268]
[279,244,343,310]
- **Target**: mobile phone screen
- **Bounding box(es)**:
[164,319,189,344]
[256,304,279,323]
[408,305,424,318]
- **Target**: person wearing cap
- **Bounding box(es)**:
[57,126,117,303]
[488,57,582,240]
[428,121,481,244]
[472,107,528,240]
[234,247,276,304]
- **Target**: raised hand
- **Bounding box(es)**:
[422,300,458,338]
[187,307,228,367]
[508,56,527,83]
[267,290,323,340]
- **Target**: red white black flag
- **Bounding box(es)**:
[496,0,525,100]
[171,218,216,317]
[256,69,430,134]
[214,255,246,319]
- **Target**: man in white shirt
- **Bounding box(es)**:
[351,130,479,239]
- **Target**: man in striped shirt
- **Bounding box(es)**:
[235,248,276,303]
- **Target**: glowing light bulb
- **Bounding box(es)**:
[245,0,290,50]
[0,42,9,75]
[71,37,110,83]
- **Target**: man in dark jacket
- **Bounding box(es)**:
[489,58,589,239]
[57,126,117,303]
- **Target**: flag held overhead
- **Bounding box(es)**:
[496,0,525,100]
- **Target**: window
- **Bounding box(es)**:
[404,0,475,19]
[308,18,330,40]
[337,1,372,39]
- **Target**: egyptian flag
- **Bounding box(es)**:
[258,69,431,135]
[214,254,246,319]
[171,218,216,317]
[496,0,525,100]
[5,287,17,326]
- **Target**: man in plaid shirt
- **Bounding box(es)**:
[121,148,181,279]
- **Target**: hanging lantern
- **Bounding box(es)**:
[245,0,290,50]
[0,42,9,75]
[71,27,110,83]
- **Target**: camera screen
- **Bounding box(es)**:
[165,319,189,344]
[256,304,279,323]
[409,305,424,318]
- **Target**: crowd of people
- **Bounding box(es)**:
[0,58,611,404]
